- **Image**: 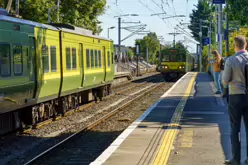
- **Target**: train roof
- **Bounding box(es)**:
[0,10,111,41]
[0,15,58,30]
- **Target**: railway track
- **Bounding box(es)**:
[1,74,174,165]
[21,74,161,134]
[23,76,169,165]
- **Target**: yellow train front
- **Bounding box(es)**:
[159,48,194,81]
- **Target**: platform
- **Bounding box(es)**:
[91,72,248,165]
[114,72,132,78]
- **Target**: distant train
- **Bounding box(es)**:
[0,9,114,134]
[158,48,195,81]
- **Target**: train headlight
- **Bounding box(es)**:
[165,66,168,69]
[179,65,185,69]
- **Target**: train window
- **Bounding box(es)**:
[98,50,101,68]
[50,46,57,72]
[86,49,90,68]
[177,55,184,62]
[66,47,71,70]
[91,50,94,68]
[107,51,110,67]
[170,55,177,62]
[0,43,11,77]
[95,50,98,68]
[162,55,170,62]
[72,48,77,69]
[42,45,49,73]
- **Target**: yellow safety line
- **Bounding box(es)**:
[152,72,198,165]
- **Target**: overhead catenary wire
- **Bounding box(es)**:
[138,0,174,34]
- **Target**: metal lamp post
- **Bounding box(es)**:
[107,26,115,38]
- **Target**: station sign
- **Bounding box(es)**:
[203,37,210,45]
[212,0,225,4]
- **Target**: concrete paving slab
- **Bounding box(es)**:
[91,72,197,165]
[168,73,248,165]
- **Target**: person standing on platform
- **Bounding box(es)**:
[209,50,222,94]
[222,36,248,165]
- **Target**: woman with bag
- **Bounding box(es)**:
[209,50,222,94]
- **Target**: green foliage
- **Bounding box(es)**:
[0,0,4,8]
[59,0,106,34]
[227,27,248,56]
[135,32,160,63]
[202,44,218,72]
[161,42,187,54]
[127,48,134,59]
[227,0,248,26]
[19,0,55,24]
[188,0,215,43]
[1,0,106,34]
[175,42,187,50]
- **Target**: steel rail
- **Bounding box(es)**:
[23,79,165,165]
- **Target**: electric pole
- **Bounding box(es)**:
[208,22,212,72]
[146,43,149,72]
[200,19,203,72]
[225,4,229,57]
[114,14,139,61]
[218,4,223,56]
[136,44,140,77]
[159,44,161,65]
[118,17,121,57]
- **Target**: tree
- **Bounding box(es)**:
[188,0,215,43]
[19,0,55,24]
[59,0,106,34]
[227,0,248,25]
[135,32,160,63]
[0,0,106,34]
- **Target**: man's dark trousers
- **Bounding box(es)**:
[228,94,248,162]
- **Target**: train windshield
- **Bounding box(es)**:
[162,54,185,62]
[170,55,177,62]
[177,55,185,62]
[162,55,170,62]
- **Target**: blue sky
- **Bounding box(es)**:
[99,0,199,53]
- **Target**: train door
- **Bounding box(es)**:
[103,46,107,81]
[28,37,37,99]
[79,43,84,87]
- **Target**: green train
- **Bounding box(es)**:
[159,48,195,81]
[0,9,114,134]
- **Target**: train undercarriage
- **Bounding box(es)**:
[0,85,111,135]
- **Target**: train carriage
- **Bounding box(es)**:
[0,10,114,134]
[159,48,194,81]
